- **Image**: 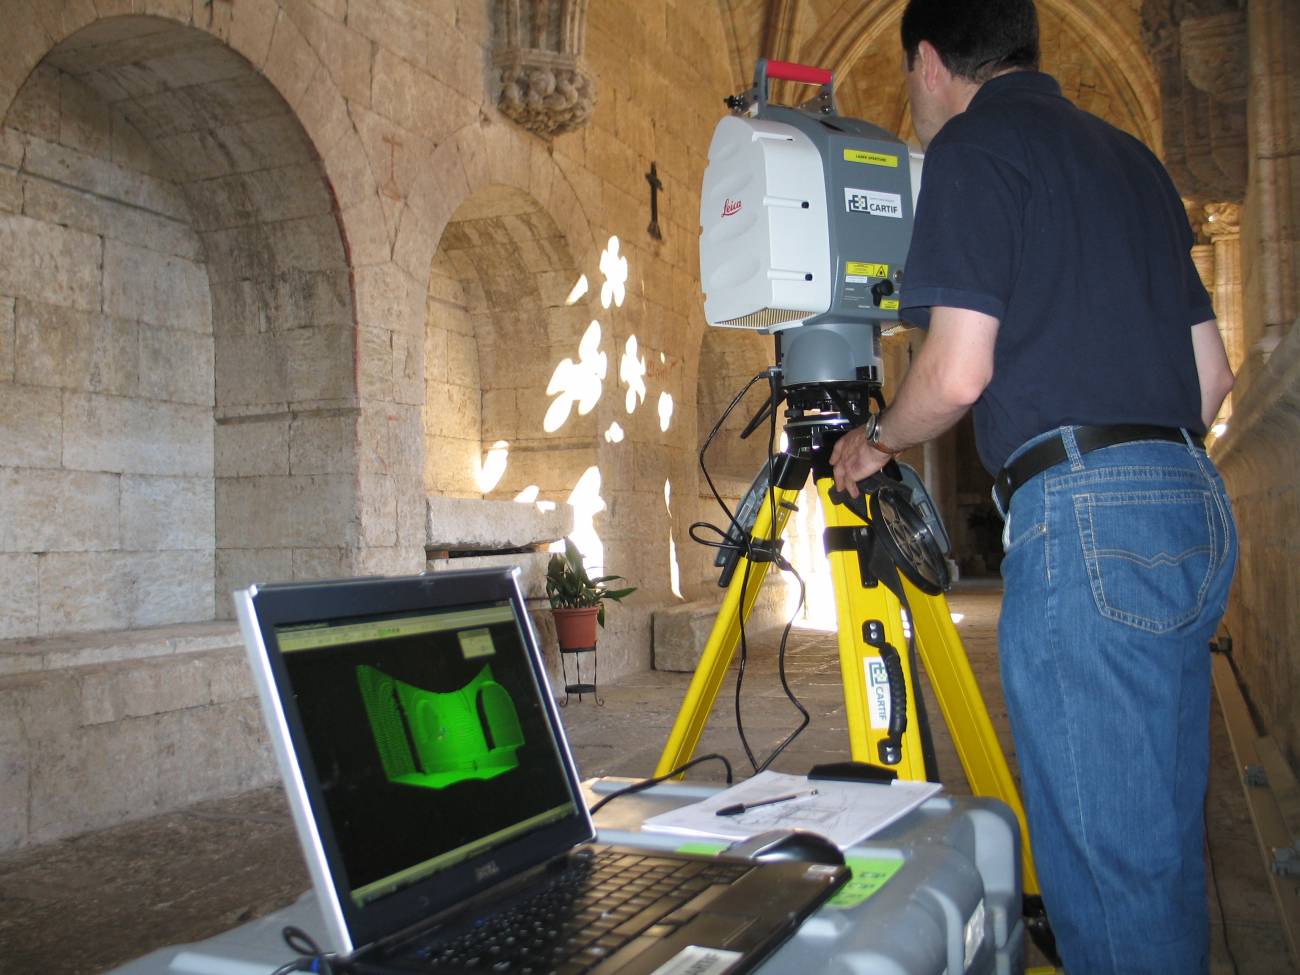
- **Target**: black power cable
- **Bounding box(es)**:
[588,753,735,815]
[692,368,813,776]
[270,925,342,974]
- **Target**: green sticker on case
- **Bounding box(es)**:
[825,856,905,908]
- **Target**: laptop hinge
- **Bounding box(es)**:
[370,857,559,956]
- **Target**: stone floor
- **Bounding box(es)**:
[0,582,1292,974]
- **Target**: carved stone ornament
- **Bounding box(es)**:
[493,1,596,137]
[1202,201,1241,240]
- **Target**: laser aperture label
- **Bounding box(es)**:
[881,298,900,310]
[845,261,890,281]
[844,148,900,168]
[865,656,892,730]
[845,188,903,219]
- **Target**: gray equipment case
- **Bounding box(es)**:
[108,780,1023,975]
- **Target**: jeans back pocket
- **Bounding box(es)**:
[1073,488,1216,633]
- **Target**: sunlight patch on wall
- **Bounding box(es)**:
[551,465,606,573]
[599,236,628,309]
[657,392,674,432]
[544,319,607,432]
[478,440,510,493]
[565,274,589,305]
[620,335,647,413]
[665,478,682,598]
[514,484,556,512]
[604,422,624,443]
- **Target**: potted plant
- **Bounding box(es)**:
[545,539,636,650]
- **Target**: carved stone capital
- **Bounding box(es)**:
[495,48,596,137]
[492,1,596,138]
[1203,201,1241,240]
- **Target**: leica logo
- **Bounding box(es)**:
[721,198,743,217]
[475,861,500,882]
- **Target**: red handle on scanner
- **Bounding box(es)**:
[763,60,833,86]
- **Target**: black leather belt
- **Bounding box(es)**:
[993,424,1203,511]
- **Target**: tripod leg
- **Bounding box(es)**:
[816,475,1042,896]
[816,477,933,779]
[654,481,803,777]
[903,574,1042,896]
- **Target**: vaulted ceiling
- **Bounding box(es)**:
[712,0,1158,149]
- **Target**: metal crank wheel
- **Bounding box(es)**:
[869,485,950,595]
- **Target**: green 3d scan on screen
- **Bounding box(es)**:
[356,664,525,790]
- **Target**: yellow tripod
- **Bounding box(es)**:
[656,452,1042,902]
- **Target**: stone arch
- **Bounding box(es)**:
[0,8,377,633]
[413,122,607,549]
[805,0,1160,149]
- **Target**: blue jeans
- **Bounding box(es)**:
[996,427,1236,975]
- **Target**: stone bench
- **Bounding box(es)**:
[0,622,274,851]
[425,496,574,598]
[652,581,790,673]
[652,599,723,672]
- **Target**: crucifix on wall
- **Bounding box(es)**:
[645,161,664,241]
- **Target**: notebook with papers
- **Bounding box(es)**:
[234,568,848,975]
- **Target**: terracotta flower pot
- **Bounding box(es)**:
[552,606,599,651]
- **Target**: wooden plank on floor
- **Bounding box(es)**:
[1211,652,1300,966]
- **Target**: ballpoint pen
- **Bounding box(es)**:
[715,789,819,817]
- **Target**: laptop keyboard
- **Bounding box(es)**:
[394,848,751,974]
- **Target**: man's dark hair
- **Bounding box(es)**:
[901,0,1039,82]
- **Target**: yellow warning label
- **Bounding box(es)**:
[844,149,899,168]
[880,298,900,311]
[846,261,889,278]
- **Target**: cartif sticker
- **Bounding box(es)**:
[649,945,743,975]
[845,188,903,218]
[865,656,891,730]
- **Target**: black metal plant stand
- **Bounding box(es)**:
[560,645,602,706]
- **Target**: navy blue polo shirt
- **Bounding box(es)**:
[899,71,1214,474]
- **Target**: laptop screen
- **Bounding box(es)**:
[237,570,595,953]
[275,598,579,907]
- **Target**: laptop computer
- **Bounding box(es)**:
[234,568,848,975]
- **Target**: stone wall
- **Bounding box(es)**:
[0,61,215,637]
[1214,0,1300,772]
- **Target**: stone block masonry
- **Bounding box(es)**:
[1,61,219,639]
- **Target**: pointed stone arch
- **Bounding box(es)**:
[804,0,1160,149]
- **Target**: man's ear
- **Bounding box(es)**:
[918,39,947,92]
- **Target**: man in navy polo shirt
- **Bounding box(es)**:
[829,1,1237,972]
